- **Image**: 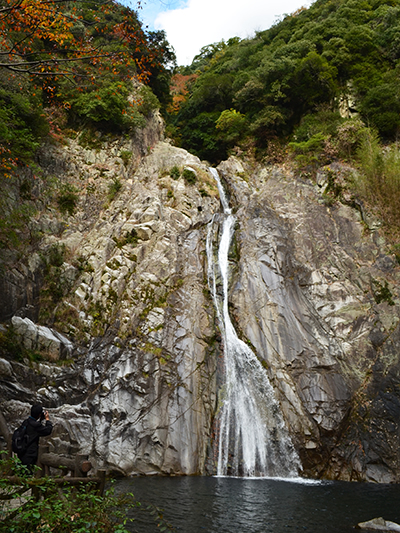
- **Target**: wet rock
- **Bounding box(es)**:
[357,517,400,531]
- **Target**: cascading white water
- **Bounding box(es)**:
[207,168,301,478]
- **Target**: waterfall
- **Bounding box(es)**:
[207,168,301,478]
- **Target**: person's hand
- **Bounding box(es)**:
[44,410,49,421]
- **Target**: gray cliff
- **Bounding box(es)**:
[1,126,399,481]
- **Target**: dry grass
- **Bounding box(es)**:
[356,131,400,240]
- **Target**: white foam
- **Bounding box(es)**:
[214,475,330,485]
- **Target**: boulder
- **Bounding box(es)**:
[11,316,73,361]
[357,518,400,531]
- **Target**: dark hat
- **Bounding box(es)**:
[31,404,43,419]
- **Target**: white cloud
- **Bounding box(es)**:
[155,0,311,65]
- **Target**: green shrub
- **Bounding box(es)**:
[119,150,132,166]
[322,169,343,206]
[0,455,174,532]
[293,108,342,143]
[39,243,72,312]
[336,118,367,160]
[107,177,122,202]
[137,84,160,116]
[113,228,138,248]
[372,279,395,306]
[356,129,400,231]
[0,86,48,167]
[19,179,32,199]
[360,74,400,138]
[216,108,247,143]
[77,128,104,150]
[182,168,197,184]
[289,132,328,168]
[47,243,65,268]
[57,184,79,216]
[124,228,138,245]
[170,165,180,179]
[0,190,36,250]
[170,109,227,163]
[70,81,146,132]
[289,132,327,154]
[0,327,42,363]
[83,261,95,273]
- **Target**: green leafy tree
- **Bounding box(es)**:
[360,70,400,138]
[216,108,247,144]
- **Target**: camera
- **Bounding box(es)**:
[40,410,46,421]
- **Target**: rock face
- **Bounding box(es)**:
[0,133,399,480]
[217,158,400,481]
[1,137,220,476]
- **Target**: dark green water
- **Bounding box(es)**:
[116,475,400,533]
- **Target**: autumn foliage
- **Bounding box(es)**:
[168,73,198,114]
[0,0,150,80]
[0,0,175,175]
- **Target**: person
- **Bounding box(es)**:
[19,404,53,470]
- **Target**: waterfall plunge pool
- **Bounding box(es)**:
[115,475,400,533]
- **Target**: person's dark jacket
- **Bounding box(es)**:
[19,416,53,467]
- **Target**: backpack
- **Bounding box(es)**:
[12,420,31,458]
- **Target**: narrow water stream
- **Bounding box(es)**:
[206,168,300,477]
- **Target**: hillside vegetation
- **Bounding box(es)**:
[0,0,175,169]
[0,0,175,251]
[168,0,400,238]
[170,0,400,158]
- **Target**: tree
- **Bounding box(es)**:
[216,108,247,144]
[168,72,198,114]
[360,70,400,138]
[168,0,400,162]
[144,29,176,112]
[0,0,150,82]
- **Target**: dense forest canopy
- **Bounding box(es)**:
[168,0,400,163]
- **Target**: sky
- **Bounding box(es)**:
[137,0,313,65]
